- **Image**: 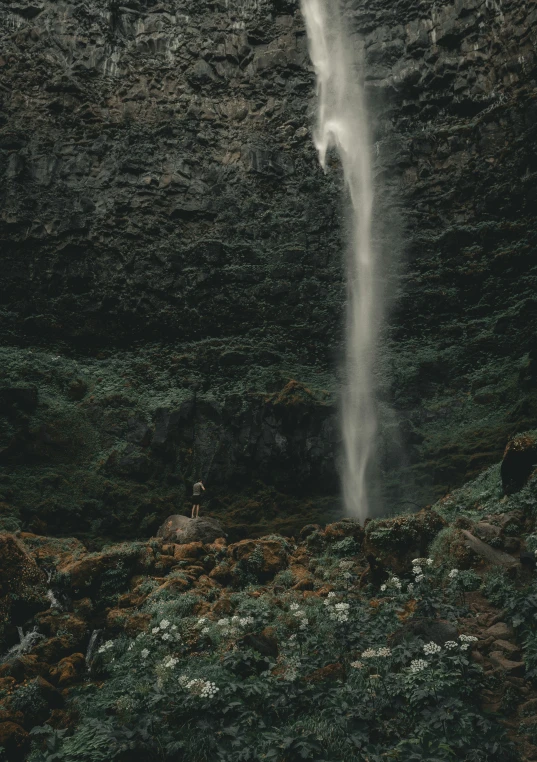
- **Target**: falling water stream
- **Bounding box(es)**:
[301,0,380,522]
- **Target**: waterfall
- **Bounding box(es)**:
[85,629,101,669]
[301,0,380,522]
[2,627,44,662]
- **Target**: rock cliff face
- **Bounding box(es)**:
[0,0,536,536]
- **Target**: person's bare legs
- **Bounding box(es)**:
[191,504,196,519]
[195,505,200,518]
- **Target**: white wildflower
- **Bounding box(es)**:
[412,566,422,576]
[459,634,478,642]
[160,619,170,630]
[202,627,210,635]
[380,584,387,592]
[328,592,336,598]
[290,603,300,611]
[426,558,433,566]
[361,649,377,659]
[448,569,459,579]
[164,656,178,668]
[196,618,207,628]
[162,633,171,641]
[350,661,363,669]
[415,574,424,583]
[407,583,414,592]
[444,641,458,650]
[335,602,350,611]
[217,618,229,627]
[200,681,219,698]
[152,627,160,634]
[423,641,442,655]
[410,659,428,673]
[376,647,391,658]
[141,648,149,659]
[171,624,178,631]
[343,572,352,580]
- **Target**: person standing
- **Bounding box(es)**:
[191,480,205,518]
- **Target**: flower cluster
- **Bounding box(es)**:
[163,656,178,669]
[410,659,428,673]
[282,654,301,681]
[380,576,402,593]
[197,615,255,638]
[350,660,363,669]
[151,620,180,642]
[98,640,114,654]
[290,603,309,629]
[412,558,433,567]
[323,596,350,622]
[448,569,459,579]
[459,634,478,650]
[361,647,391,659]
[339,560,354,570]
[181,678,219,698]
[423,641,442,655]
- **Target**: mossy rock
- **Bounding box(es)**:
[364,510,447,572]
[429,527,476,570]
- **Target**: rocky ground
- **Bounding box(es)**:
[2,431,537,759]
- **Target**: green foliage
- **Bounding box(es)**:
[10,679,48,718]
[29,557,517,762]
[273,569,295,588]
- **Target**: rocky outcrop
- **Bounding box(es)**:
[501,434,537,494]
[158,514,226,544]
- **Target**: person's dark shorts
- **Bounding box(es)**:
[192,494,203,506]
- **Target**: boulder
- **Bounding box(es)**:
[49,653,85,687]
[0,721,29,761]
[178,517,226,545]
[391,617,458,647]
[157,515,226,545]
[228,538,288,579]
[324,520,365,545]
[364,510,447,573]
[489,650,525,676]
[239,629,278,658]
[173,542,205,561]
[492,640,521,659]
[0,534,48,648]
[299,524,321,541]
[501,434,537,494]
[460,531,518,569]
[484,621,515,640]
[473,523,501,543]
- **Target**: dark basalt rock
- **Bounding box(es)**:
[391,618,459,647]
[501,434,537,495]
[1,0,537,537]
[157,515,226,545]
